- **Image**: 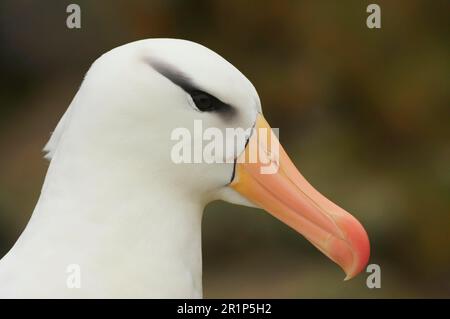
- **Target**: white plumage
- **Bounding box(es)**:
[0,39,259,298]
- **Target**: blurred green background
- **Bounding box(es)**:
[0,0,449,298]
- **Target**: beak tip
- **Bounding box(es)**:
[327,214,370,281]
[343,274,352,281]
[341,218,371,280]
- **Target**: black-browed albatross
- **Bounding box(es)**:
[0,39,369,298]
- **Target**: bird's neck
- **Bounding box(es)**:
[2,153,205,298]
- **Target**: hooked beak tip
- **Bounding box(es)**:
[335,215,371,280]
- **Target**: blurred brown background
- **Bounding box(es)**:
[0,0,449,298]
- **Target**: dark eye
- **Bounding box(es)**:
[191,91,214,111]
[190,90,230,112]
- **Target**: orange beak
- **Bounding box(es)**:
[230,113,370,279]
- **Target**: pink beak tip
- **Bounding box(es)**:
[341,216,371,280]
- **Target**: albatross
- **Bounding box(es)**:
[0,39,369,298]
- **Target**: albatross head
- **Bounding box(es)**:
[45,38,369,282]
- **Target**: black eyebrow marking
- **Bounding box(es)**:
[148,59,197,93]
[145,58,236,120]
